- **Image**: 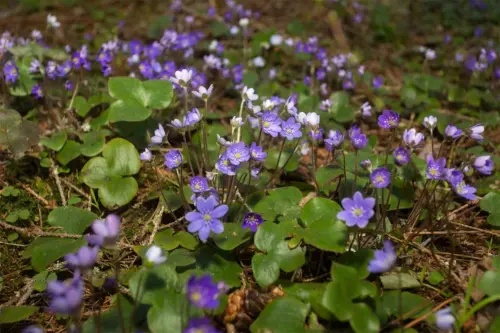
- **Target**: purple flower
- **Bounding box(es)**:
[3,61,19,83]
[325,130,344,151]
[261,111,282,137]
[473,156,494,175]
[186,196,227,242]
[370,167,391,188]
[280,117,302,140]
[187,275,221,309]
[337,191,375,228]
[164,150,182,169]
[469,124,484,142]
[47,274,84,315]
[351,132,368,150]
[31,84,44,99]
[86,214,121,248]
[452,181,477,201]
[368,241,396,273]
[242,212,263,232]
[372,76,383,89]
[227,142,250,166]
[190,176,210,193]
[151,124,166,144]
[360,160,372,171]
[445,125,462,139]
[186,108,202,126]
[64,80,74,91]
[426,155,447,180]
[308,128,323,141]
[435,308,455,330]
[184,317,221,333]
[393,146,411,165]
[445,168,464,184]
[216,152,237,175]
[22,326,43,333]
[361,102,372,117]
[140,148,152,161]
[250,142,267,162]
[403,128,425,148]
[378,110,400,129]
[57,61,72,78]
[65,246,98,272]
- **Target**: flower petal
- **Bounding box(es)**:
[187,220,203,233]
[186,212,203,222]
[211,205,228,219]
[211,219,224,234]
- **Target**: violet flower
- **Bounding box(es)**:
[185,318,221,333]
[403,128,425,148]
[368,241,396,273]
[426,155,447,180]
[370,167,391,188]
[242,212,264,232]
[187,274,222,309]
[186,196,228,242]
[31,84,44,99]
[151,124,166,144]
[227,142,250,166]
[164,150,182,169]
[216,152,237,175]
[86,214,121,248]
[445,125,462,139]
[378,110,400,129]
[435,308,455,331]
[65,246,98,273]
[140,148,153,161]
[261,111,282,137]
[469,124,484,142]
[393,146,411,165]
[250,142,267,162]
[337,191,375,228]
[47,274,83,315]
[473,156,494,175]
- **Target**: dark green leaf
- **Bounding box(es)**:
[40,131,67,151]
[102,138,141,177]
[381,291,433,319]
[81,157,110,188]
[27,237,86,271]
[0,306,38,323]
[80,131,106,157]
[56,140,81,165]
[213,223,252,251]
[142,80,174,109]
[250,296,309,333]
[350,303,380,333]
[252,253,280,288]
[47,206,98,234]
[98,176,138,209]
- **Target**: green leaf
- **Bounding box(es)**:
[315,166,343,194]
[40,131,67,151]
[147,289,183,333]
[254,222,291,252]
[148,15,173,39]
[108,100,151,123]
[213,223,252,251]
[56,140,81,165]
[27,237,86,271]
[98,176,138,209]
[33,270,56,292]
[0,306,38,323]
[81,157,110,188]
[73,96,91,117]
[168,248,197,267]
[18,209,30,220]
[380,272,421,289]
[479,270,500,296]
[47,206,98,234]
[300,197,341,227]
[254,187,303,221]
[129,265,179,304]
[83,295,140,333]
[102,138,141,176]
[154,230,198,251]
[329,92,354,123]
[303,217,347,252]
[350,303,380,333]
[321,263,360,321]
[158,190,183,211]
[480,192,500,215]
[252,253,281,288]
[142,80,174,109]
[381,291,433,319]
[250,296,308,333]
[80,131,106,157]
[428,271,444,285]
[108,77,147,106]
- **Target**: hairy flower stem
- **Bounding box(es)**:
[176,169,190,211]
[342,143,347,189]
[310,141,320,192]
[352,150,358,194]
[235,99,245,143]
[266,139,301,189]
[151,161,178,222]
[202,100,210,167]
[274,138,286,171]
[181,133,195,175]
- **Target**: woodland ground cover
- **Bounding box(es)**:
[0,0,500,332]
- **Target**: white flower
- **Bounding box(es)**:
[253,56,266,68]
[250,104,262,115]
[286,98,297,115]
[206,171,218,181]
[425,49,436,60]
[31,30,42,40]
[151,124,166,144]
[204,54,222,69]
[47,14,61,28]
[145,245,167,265]
[300,141,310,156]
[209,40,219,51]
[361,102,372,117]
[230,26,240,35]
[230,116,244,128]
[239,18,249,27]
[192,84,214,101]
[358,65,365,75]
[403,128,425,147]
[423,116,438,131]
[170,118,185,129]
[270,34,283,46]
[285,38,295,47]
[320,100,332,111]
[81,122,91,132]
[297,112,320,127]
[242,86,258,101]
[262,99,275,110]
[140,148,153,161]
[217,134,232,147]
[170,69,193,87]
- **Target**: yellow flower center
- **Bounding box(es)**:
[263,121,270,128]
[430,168,437,175]
[389,119,395,126]
[204,214,211,221]
[353,208,363,217]
[235,153,241,158]
[195,184,201,190]
[376,175,385,183]
[191,292,201,301]
[286,129,291,133]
